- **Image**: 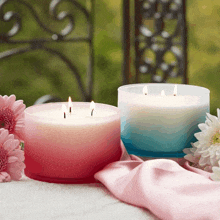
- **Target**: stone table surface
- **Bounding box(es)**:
[0,174,161,220]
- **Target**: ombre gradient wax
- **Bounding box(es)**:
[118,84,210,158]
[24,102,121,183]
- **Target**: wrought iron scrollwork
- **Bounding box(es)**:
[136,0,187,83]
[123,0,188,84]
[0,0,94,101]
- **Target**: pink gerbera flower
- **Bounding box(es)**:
[0,128,25,182]
[0,95,26,141]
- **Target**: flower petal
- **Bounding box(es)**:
[194,132,204,141]
[2,95,8,101]
[0,172,11,182]
[6,161,25,180]
[8,156,18,163]
[205,118,212,127]
[12,100,24,113]
[0,95,5,109]
[191,141,200,148]
[14,119,25,130]
[199,156,210,166]
[198,123,209,131]
[217,108,220,119]
[184,154,199,163]
[14,105,26,119]
[211,166,220,180]
[0,129,9,146]
[8,149,24,161]
[15,112,25,121]
[201,151,210,157]
[206,112,218,122]
[3,139,19,153]
[210,156,219,166]
[5,95,16,108]
[183,148,191,154]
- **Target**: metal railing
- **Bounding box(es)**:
[122,0,188,84]
[0,0,95,101]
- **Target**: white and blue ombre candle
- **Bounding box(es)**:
[118,83,210,158]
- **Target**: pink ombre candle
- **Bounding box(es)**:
[24,102,121,183]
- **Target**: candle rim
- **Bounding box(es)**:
[118,83,210,96]
[25,102,120,123]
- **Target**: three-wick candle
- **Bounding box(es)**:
[24,101,121,183]
[118,83,210,158]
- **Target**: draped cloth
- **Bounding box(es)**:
[94,141,220,220]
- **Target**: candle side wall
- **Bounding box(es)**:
[118,84,210,157]
[24,103,122,181]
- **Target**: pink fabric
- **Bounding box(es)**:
[94,141,220,220]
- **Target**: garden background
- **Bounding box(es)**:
[0,0,219,116]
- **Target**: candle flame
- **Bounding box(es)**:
[173,85,177,96]
[143,86,148,95]
[90,101,95,116]
[161,90,166,96]
[68,96,73,113]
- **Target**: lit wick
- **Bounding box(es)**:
[62,104,68,119]
[143,86,148,95]
[90,101,95,116]
[68,96,73,113]
[173,85,177,96]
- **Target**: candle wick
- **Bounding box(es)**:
[145,93,147,95]
[69,107,71,113]
[64,112,66,119]
[174,94,176,96]
[91,109,94,116]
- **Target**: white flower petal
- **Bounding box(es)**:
[183,148,191,154]
[194,132,205,141]
[198,146,209,152]
[211,174,220,181]
[198,123,209,131]
[184,154,198,163]
[199,143,210,150]
[200,151,210,157]
[199,156,210,166]
[206,113,218,122]
[190,147,197,153]
[210,153,216,159]
[211,166,220,181]
[205,119,212,127]
[191,141,200,148]
[210,156,219,166]
[208,116,220,128]
[217,108,220,119]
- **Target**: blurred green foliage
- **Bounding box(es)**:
[0,0,220,116]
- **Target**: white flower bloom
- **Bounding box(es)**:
[183,109,220,173]
[211,161,220,181]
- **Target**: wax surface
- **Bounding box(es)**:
[24,102,121,183]
[118,83,210,158]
